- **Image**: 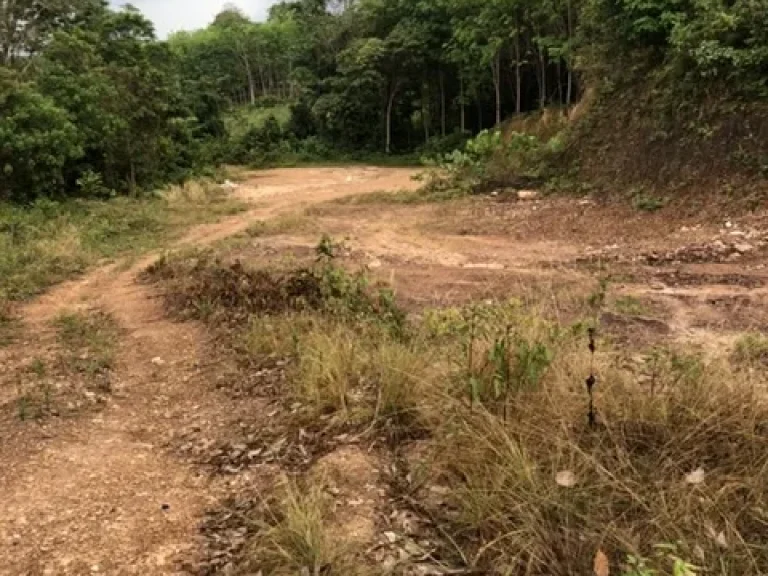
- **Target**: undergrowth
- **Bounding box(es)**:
[148,238,768,575]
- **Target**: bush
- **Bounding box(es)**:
[0,75,82,202]
[286,99,317,141]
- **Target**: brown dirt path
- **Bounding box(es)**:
[0,167,420,576]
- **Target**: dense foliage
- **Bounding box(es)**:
[1,0,766,200]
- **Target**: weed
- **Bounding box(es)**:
[29,357,47,377]
[732,332,768,366]
[633,194,667,212]
[587,277,610,313]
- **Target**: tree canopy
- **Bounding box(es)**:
[1,0,766,201]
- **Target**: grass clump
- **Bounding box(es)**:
[0,181,244,301]
[241,481,361,576]
[732,332,768,367]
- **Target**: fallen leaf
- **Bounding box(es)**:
[593,549,610,576]
[556,470,577,488]
[685,467,705,485]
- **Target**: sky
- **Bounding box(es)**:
[109,1,281,38]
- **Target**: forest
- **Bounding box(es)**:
[1,0,767,202]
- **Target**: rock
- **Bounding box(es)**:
[490,190,500,197]
[517,189,539,200]
[368,259,383,269]
[650,282,666,291]
[221,180,238,190]
[151,357,166,366]
[725,221,733,229]
[734,243,755,254]
[555,470,577,488]
[383,531,398,544]
[685,467,706,485]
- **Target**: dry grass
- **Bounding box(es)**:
[245,213,318,238]
[149,250,768,575]
[239,481,361,576]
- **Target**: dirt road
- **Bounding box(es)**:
[1,165,767,574]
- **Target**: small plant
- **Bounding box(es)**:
[614,295,649,316]
[633,194,667,212]
[732,332,768,366]
[76,170,113,198]
[588,277,610,313]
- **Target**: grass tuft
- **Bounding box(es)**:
[242,481,360,575]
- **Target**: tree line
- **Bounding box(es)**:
[1,0,765,201]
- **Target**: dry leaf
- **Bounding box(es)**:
[593,549,610,576]
[685,467,705,485]
[556,470,577,488]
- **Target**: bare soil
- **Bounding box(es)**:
[2,165,768,574]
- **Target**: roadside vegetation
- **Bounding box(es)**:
[0,181,244,303]
[146,238,768,575]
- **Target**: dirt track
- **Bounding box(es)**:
[1,166,768,574]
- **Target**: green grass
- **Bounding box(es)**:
[0,180,245,302]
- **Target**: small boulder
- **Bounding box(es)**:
[734,243,755,254]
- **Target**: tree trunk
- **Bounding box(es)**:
[566,0,574,107]
[128,159,137,197]
[514,35,522,115]
[477,100,483,132]
[243,55,256,105]
[258,64,267,97]
[460,76,465,133]
[439,70,446,137]
[422,83,430,143]
[491,51,501,126]
[385,81,401,154]
[537,50,547,109]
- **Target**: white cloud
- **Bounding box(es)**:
[110,0,281,38]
